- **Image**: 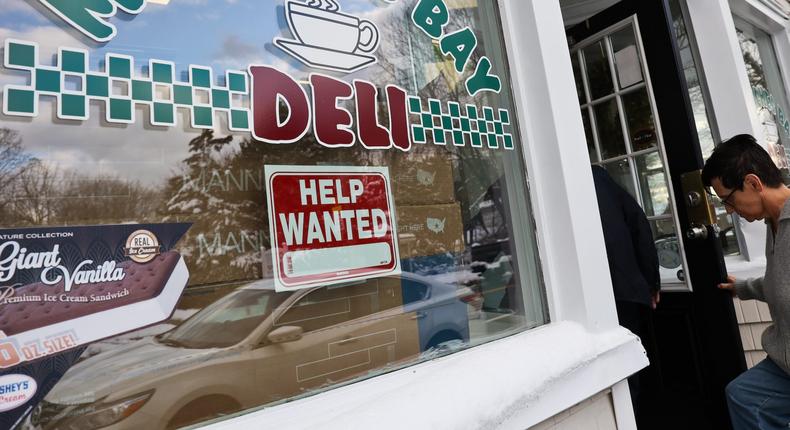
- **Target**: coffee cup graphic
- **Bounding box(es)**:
[274,0,381,73]
[289,2,379,53]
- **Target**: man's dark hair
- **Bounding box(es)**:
[701,134,783,189]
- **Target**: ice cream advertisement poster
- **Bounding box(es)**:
[0,223,191,427]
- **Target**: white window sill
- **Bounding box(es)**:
[199,321,647,430]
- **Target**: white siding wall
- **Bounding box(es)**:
[530,390,618,430]
[735,297,772,366]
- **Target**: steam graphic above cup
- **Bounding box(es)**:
[274,0,382,73]
[305,0,340,12]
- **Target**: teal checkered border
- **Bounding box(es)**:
[2,39,515,150]
[408,97,514,150]
[2,39,250,130]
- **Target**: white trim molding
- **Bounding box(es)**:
[201,323,646,430]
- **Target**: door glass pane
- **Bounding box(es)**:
[581,109,598,162]
[622,88,658,152]
[603,159,636,199]
[575,18,691,290]
[572,52,586,104]
[635,151,669,217]
[650,219,684,283]
[611,25,644,90]
[594,99,627,158]
[583,40,615,100]
[713,204,741,256]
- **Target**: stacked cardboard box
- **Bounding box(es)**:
[391,153,464,259]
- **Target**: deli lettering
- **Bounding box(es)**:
[249,67,412,151]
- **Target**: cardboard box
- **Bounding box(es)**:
[396,203,464,259]
[391,154,456,206]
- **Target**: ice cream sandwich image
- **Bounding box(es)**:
[0,251,189,362]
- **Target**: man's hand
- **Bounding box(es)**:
[718,275,736,296]
[651,290,660,310]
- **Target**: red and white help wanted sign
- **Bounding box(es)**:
[265,165,401,291]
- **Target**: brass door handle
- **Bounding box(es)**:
[681,170,716,228]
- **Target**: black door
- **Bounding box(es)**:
[567,1,746,429]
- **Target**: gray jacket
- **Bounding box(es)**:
[735,198,790,375]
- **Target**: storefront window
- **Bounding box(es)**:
[735,17,790,180]
[0,1,546,428]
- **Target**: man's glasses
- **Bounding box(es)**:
[707,187,738,208]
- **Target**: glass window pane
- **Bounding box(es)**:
[581,109,598,162]
[603,159,636,199]
[650,219,685,284]
[594,99,627,159]
[572,52,586,104]
[610,25,644,89]
[0,0,548,427]
[735,17,790,180]
[668,0,716,161]
[635,151,669,217]
[622,88,658,152]
[583,40,615,100]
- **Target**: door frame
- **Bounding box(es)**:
[568,1,747,428]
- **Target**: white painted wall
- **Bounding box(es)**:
[531,390,618,430]
[501,0,619,333]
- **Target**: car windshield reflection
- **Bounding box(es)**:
[158,288,285,349]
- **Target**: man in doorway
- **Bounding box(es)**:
[701,134,790,429]
[591,165,660,418]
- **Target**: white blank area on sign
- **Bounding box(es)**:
[284,242,392,278]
